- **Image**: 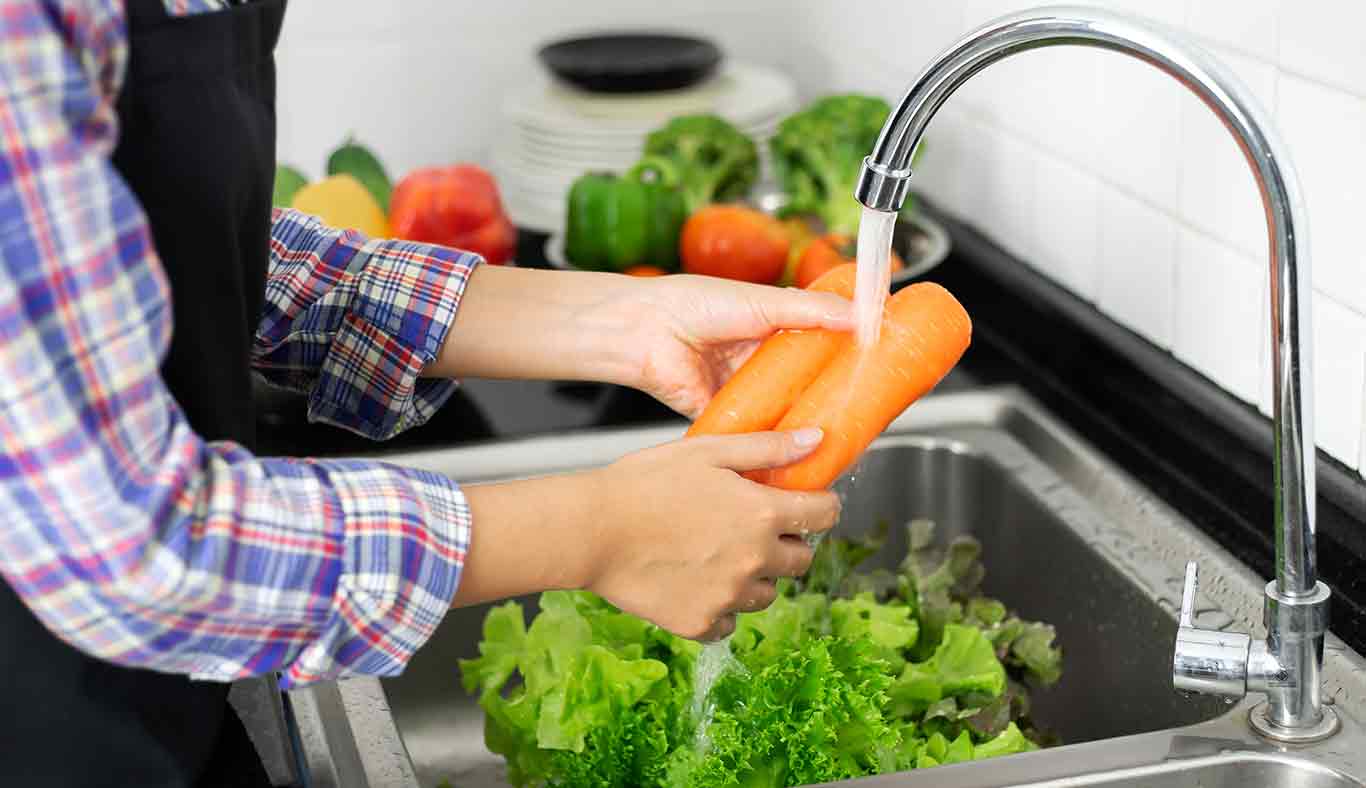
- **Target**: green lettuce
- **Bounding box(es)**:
[889,624,1005,719]
[681,636,900,788]
[458,520,1062,788]
[830,592,918,672]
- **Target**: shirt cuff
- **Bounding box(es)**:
[307,239,481,440]
[278,463,470,688]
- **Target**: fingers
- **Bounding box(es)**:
[699,614,737,643]
[768,538,819,579]
[692,428,825,472]
[753,488,837,576]
[732,579,779,613]
[755,289,855,333]
[764,489,841,538]
[698,582,774,640]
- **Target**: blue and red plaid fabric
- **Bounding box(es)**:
[0,1,479,688]
[166,0,237,13]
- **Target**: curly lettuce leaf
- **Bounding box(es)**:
[974,722,1038,760]
[890,624,1005,718]
[899,523,987,657]
[1009,622,1064,686]
[459,601,527,700]
[731,591,829,665]
[804,520,889,596]
[544,699,681,788]
[922,730,974,765]
[459,591,696,787]
[830,592,918,671]
[536,646,668,751]
[678,636,900,788]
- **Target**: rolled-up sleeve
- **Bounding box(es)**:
[254,208,481,439]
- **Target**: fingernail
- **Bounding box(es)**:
[792,428,823,448]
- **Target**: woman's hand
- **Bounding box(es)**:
[428,266,853,418]
[624,274,854,418]
[456,428,841,641]
[585,428,840,640]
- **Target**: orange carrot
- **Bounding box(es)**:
[751,282,972,491]
[685,263,856,436]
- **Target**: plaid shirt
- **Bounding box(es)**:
[0,1,478,688]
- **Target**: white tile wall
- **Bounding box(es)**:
[1032,150,1102,302]
[1172,229,1265,405]
[1094,54,1185,208]
[1096,187,1178,349]
[1186,0,1280,62]
[1279,1,1366,98]
[1313,294,1366,467]
[276,1,1366,476]
[1276,75,1366,315]
[812,0,1366,475]
[1177,47,1278,258]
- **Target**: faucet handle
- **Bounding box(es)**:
[1173,560,1251,697]
[1179,560,1198,628]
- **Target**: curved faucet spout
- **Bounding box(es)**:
[857,5,1333,740]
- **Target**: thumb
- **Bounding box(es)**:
[755,289,855,333]
[692,428,824,473]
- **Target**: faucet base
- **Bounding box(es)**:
[1249,702,1340,743]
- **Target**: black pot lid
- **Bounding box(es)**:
[538,33,723,94]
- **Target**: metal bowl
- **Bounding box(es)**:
[543,204,951,284]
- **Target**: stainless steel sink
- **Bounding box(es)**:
[286,386,1366,788]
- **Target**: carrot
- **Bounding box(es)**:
[750,282,972,491]
[685,263,856,436]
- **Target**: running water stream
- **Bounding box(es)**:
[853,206,898,350]
[691,637,745,749]
[688,207,901,753]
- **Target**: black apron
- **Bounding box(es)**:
[0,0,285,784]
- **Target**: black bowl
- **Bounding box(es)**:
[537,33,722,93]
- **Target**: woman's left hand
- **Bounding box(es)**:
[626,274,854,418]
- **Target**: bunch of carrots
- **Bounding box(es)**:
[687,264,972,490]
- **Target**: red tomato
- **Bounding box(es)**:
[679,205,790,284]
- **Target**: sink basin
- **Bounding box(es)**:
[286,386,1366,788]
[823,733,1366,787]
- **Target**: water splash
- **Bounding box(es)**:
[690,637,746,751]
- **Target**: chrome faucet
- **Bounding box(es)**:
[855,6,1336,742]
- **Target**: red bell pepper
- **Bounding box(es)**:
[389,164,517,265]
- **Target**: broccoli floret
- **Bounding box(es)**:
[630,114,759,214]
[770,94,916,236]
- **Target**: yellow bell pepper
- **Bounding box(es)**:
[290,173,390,238]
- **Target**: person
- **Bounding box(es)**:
[0,1,850,785]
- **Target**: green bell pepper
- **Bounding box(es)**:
[563,167,686,272]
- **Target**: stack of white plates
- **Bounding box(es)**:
[493,61,799,233]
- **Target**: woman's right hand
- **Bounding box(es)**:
[456,428,840,641]
[583,427,840,641]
